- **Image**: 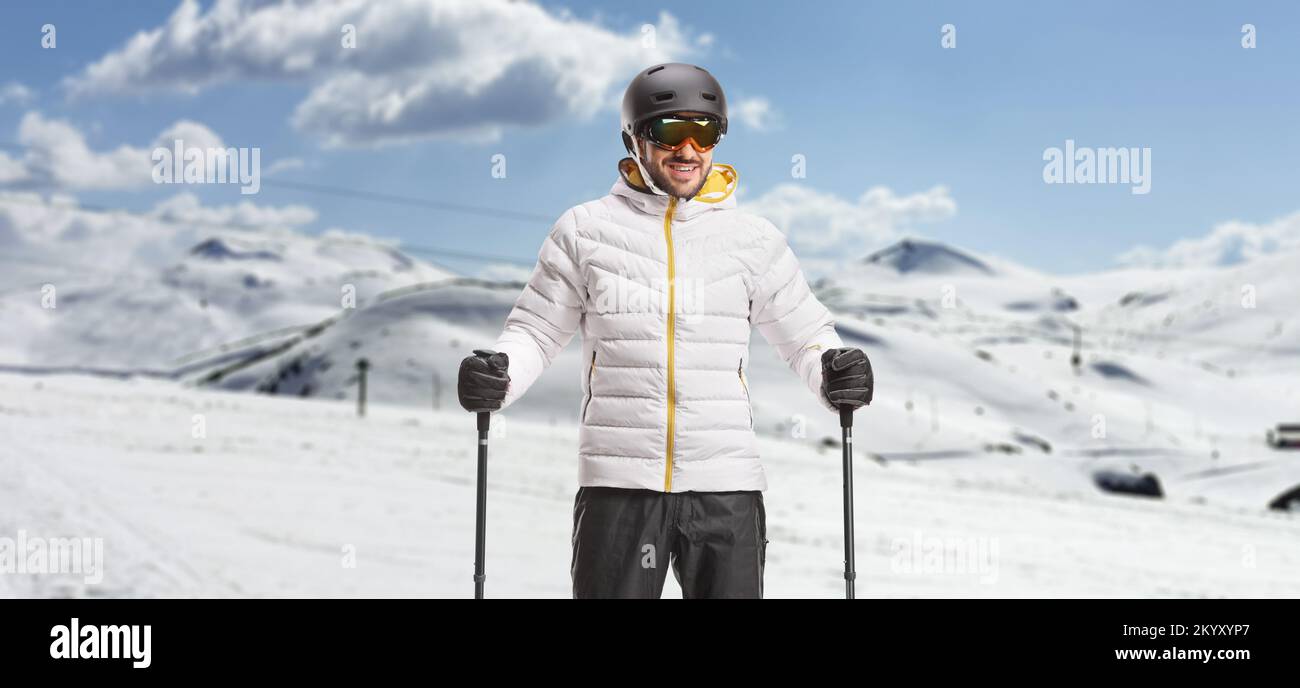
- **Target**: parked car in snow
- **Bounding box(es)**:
[1266,424,1300,449]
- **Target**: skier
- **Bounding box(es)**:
[458,63,872,598]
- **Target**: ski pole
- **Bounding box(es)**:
[471,348,500,599]
[474,409,489,599]
[840,406,856,600]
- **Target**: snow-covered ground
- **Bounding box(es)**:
[2,371,1297,598]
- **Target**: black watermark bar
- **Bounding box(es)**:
[0,599,1290,676]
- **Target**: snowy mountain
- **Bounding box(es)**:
[207,279,584,423]
[862,238,996,276]
[0,226,454,370]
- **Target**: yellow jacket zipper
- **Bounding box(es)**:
[663,197,678,492]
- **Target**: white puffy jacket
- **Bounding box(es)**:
[493,161,843,492]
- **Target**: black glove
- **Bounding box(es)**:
[458,349,510,413]
[820,347,873,411]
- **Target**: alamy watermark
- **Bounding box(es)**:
[593,272,709,322]
[0,530,103,585]
[1043,139,1151,195]
[152,139,262,194]
[891,531,999,584]
[50,618,151,669]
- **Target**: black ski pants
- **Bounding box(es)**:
[570,486,767,599]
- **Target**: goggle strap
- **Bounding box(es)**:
[633,141,669,196]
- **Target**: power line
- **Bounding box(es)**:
[0,140,555,224]
[261,179,553,223]
[0,134,554,264]
[0,193,536,267]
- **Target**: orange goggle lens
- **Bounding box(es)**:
[644,117,723,152]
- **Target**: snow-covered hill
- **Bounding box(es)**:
[0,226,454,370]
[207,279,585,422]
[862,238,998,277]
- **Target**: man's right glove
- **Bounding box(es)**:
[820,347,873,411]
[458,349,510,413]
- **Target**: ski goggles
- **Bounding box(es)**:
[641,115,725,152]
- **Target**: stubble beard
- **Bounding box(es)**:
[646,160,712,201]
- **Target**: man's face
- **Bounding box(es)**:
[638,112,715,200]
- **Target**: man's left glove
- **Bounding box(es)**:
[820,347,873,411]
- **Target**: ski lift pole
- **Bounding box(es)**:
[356,358,370,417]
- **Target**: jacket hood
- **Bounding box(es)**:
[613,157,738,219]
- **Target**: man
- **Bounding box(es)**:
[458,63,873,598]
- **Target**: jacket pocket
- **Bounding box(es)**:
[738,358,752,429]
[581,350,597,424]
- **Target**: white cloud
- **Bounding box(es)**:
[0,82,34,106]
[14,112,153,189]
[0,190,181,276]
[154,120,226,152]
[150,192,317,231]
[477,262,533,283]
[1117,210,1300,268]
[0,190,318,277]
[0,152,26,185]
[0,112,225,191]
[67,0,703,147]
[732,97,777,131]
[746,183,957,255]
[264,157,306,176]
[320,226,399,247]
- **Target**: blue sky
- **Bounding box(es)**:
[2,0,1298,275]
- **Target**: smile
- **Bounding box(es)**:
[666,163,698,179]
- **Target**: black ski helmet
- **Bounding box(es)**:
[621,63,728,155]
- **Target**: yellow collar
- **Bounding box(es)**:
[618,158,738,204]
